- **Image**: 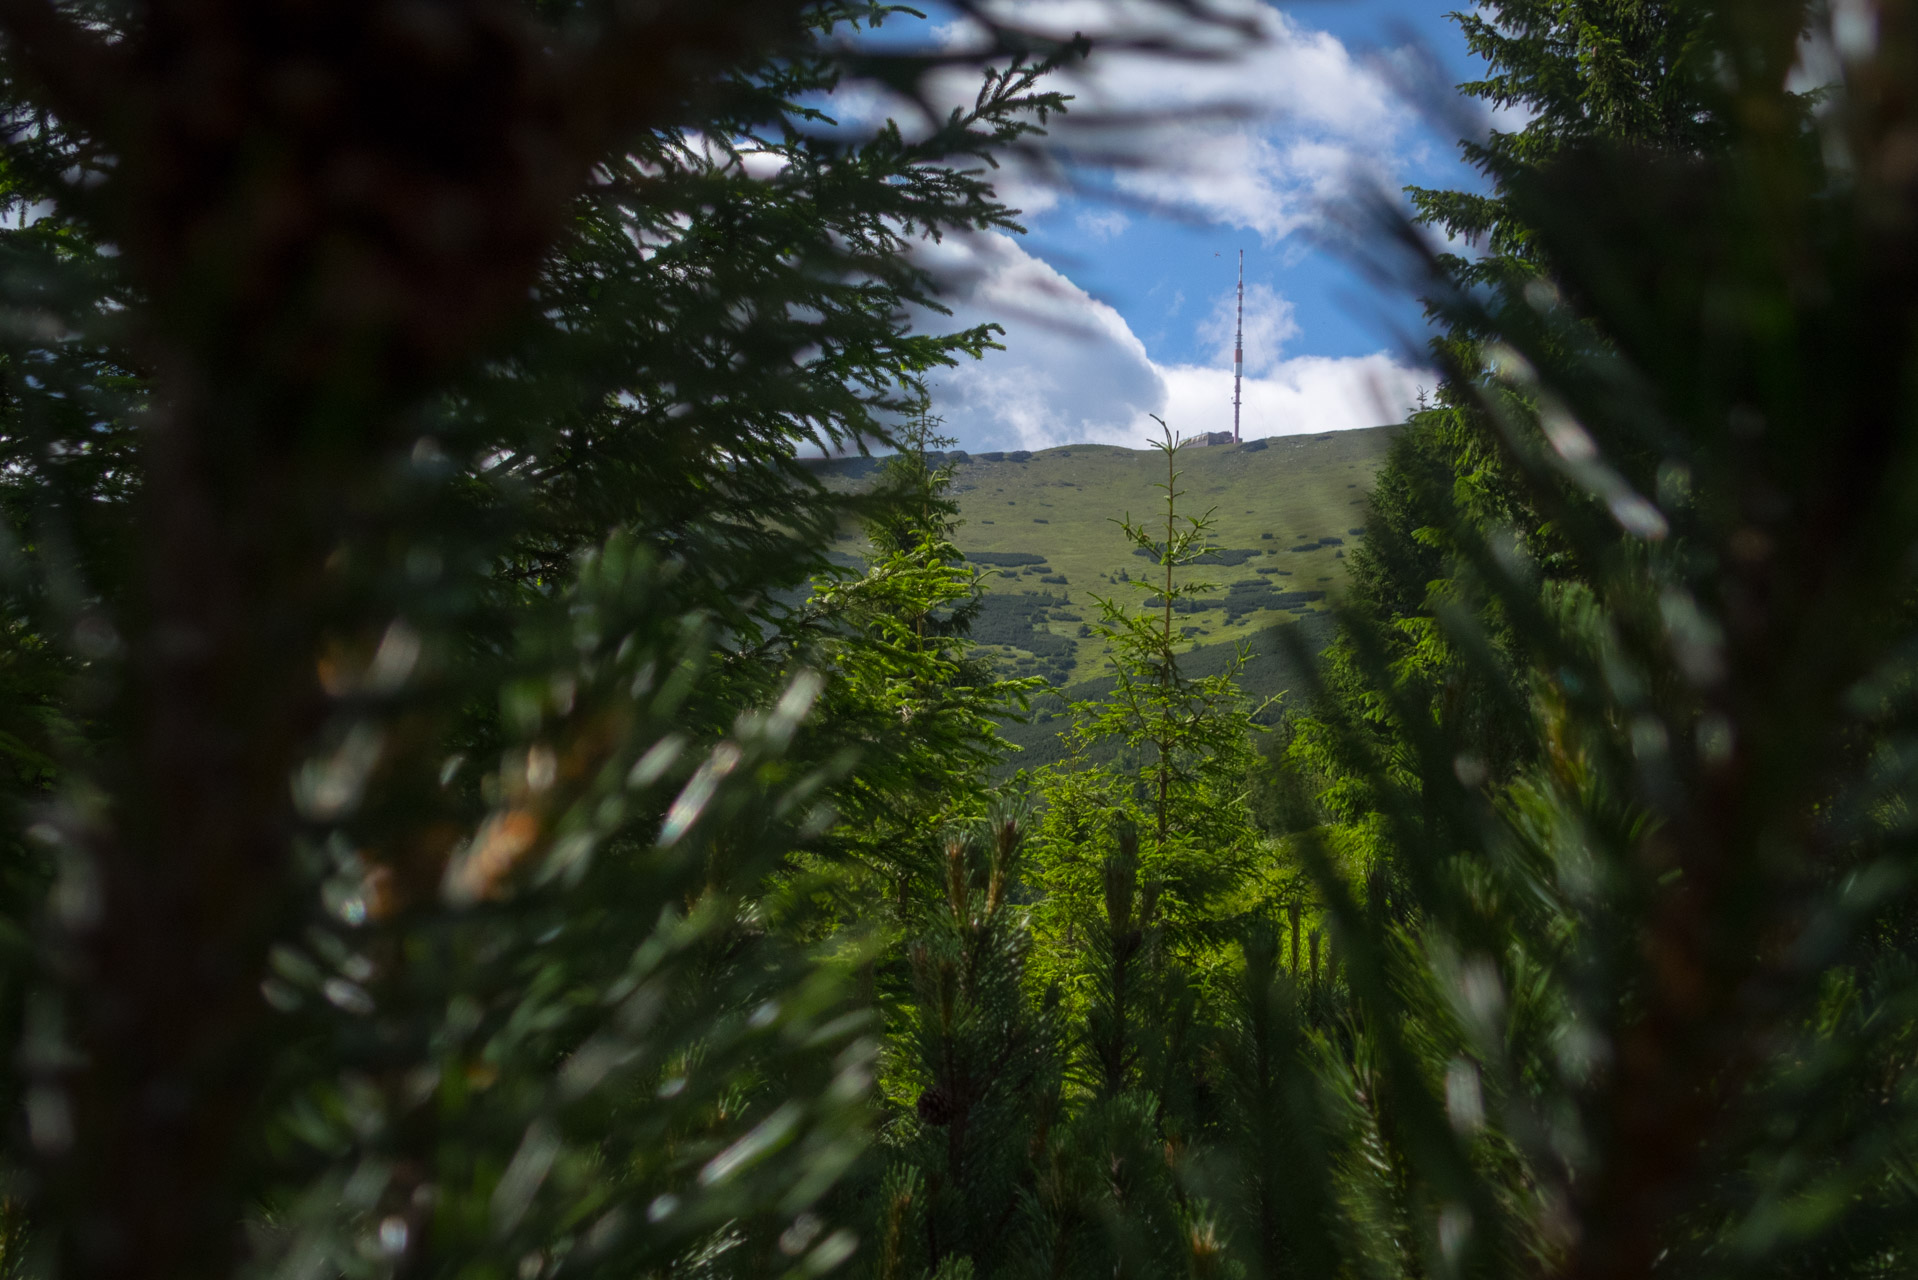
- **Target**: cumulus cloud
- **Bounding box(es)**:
[919,232,1427,452]
[1197,281,1298,375]
[945,3,1417,241]
[811,1,1434,245]
[916,232,1163,450]
[1074,11,1414,241]
[889,2,1422,242]
[855,3,1442,451]
[1158,354,1425,440]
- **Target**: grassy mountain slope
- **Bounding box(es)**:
[997,610,1342,774]
[812,427,1398,769]
[941,430,1393,685]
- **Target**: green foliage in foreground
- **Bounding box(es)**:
[7,2,1918,1280]
[1261,5,1918,1280]
[0,4,1087,1275]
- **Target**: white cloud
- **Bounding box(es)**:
[919,232,1427,452]
[1075,208,1131,241]
[916,232,1163,450]
[1158,354,1424,440]
[858,5,1443,451]
[908,3,1421,243]
[1034,4,1415,241]
[1197,281,1297,375]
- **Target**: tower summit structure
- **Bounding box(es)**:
[1232,249,1244,444]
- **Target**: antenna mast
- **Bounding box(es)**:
[1232,249,1244,444]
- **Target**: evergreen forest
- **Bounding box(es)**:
[2,3,1917,1280]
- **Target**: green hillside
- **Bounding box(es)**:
[812,427,1397,770]
[995,610,1342,774]
[820,426,1396,683]
[945,428,1393,684]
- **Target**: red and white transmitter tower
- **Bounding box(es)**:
[1232,249,1245,444]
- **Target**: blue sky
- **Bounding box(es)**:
[1021,1,1473,364]
[854,1,1496,452]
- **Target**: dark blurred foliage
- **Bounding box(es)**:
[0,2,1247,1277]
[1265,2,1918,1279]
[10,1,1918,1279]
[1290,0,1739,831]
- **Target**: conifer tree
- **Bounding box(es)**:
[1193,922,1343,1280]
[877,816,1058,1280]
[1264,5,1918,1280]
[784,412,1036,910]
[1287,0,1732,862]
[0,4,1252,1275]
[1010,424,1271,1280]
[1031,423,1263,1003]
